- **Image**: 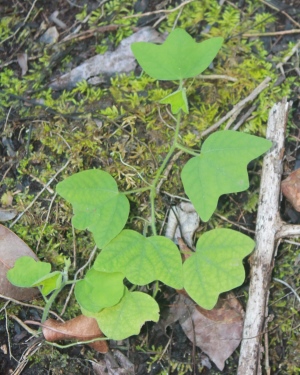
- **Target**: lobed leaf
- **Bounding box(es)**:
[181,130,272,221]
[160,88,189,114]
[88,289,159,340]
[7,256,51,288]
[183,228,254,309]
[33,271,62,296]
[56,170,129,248]
[131,28,223,81]
[94,230,183,289]
[75,267,125,313]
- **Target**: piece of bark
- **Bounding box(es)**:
[237,98,292,375]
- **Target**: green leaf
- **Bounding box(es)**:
[183,228,254,309]
[87,289,159,340]
[56,170,129,248]
[7,256,51,288]
[33,271,62,296]
[75,268,125,313]
[160,88,189,114]
[131,28,223,80]
[181,131,272,221]
[94,230,183,289]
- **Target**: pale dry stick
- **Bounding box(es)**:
[60,245,98,316]
[224,105,245,130]
[36,192,58,252]
[237,98,292,375]
[243,29,300,37]
[28,173,54,194]
[9,314,39,336]
[9,159,70,228]
[201,77,271,137]
[197,74,238,82]
[124,0,195,20]
[259,0,300,29]
[0,293,64,321]
[0,0,38,46]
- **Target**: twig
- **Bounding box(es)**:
[0,294,64,321]
[197,74,238,82]
[9,314,39,336]
[201,77,271,137]
[237,98,292,375]
[243,29,300,37]
[157,150,183,192]
[9,159,70,228]
[273,278,300,304]
[0,0,38,46]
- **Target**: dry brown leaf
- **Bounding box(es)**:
[165,292,244,371]
[42,315,109,353]
[281,169,300,211]
[0,224,39,301]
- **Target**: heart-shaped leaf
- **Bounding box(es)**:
[56,170,129,248]
[183,228,254,309]
[160,88,189,114]
[7,256,51,287]
[86,289,159,340]
[94,230,183,289]
[131,28,223,80]
[75,267,125,313]
[181,130,272,221]
[0,224,39,301]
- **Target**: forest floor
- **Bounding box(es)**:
[0,0,300,374]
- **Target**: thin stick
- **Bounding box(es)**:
[201,77,271,137]
[9,159,70,228]
[0,293,64,321]
[243,29,300,37]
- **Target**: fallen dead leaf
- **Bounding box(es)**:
[163,292,244,371]
[42,315,109,353]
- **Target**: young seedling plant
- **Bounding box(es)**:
[7,29,272,343]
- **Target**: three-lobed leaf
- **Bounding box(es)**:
[160,88,189,114]
[94,229,183,289]
[131,28,223,81]
[85,289,159,340]
[181,130,272,222]
[75,267,125,313]
[56,170,129,248]
[183,228,254,309]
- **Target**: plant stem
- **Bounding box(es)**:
[122,186,151,195]
[149,110,182,234]
[175,142,200,156]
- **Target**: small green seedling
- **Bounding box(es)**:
[8,28,272,341]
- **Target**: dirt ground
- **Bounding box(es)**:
[0,0,300,374]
